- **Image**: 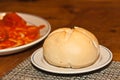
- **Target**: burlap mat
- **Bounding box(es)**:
[1,58,120,80]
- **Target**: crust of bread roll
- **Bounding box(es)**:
[43,27,99,68]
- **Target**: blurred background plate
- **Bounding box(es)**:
[0,12,51,55]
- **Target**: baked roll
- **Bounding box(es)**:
[43,27,99,68]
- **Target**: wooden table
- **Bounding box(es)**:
[0,0,120,77]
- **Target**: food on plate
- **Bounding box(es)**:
[43,27,100,68]
[0,12,45,49]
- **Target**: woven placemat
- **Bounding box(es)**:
[1,58,120,80]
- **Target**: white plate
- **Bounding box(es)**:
[31,45,113,74]
[0,12,51,55]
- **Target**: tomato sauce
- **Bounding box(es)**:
[0,12,45,49]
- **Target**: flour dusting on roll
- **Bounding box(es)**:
[43,26,100,68]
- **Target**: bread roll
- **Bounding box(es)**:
[43,27,99,68]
